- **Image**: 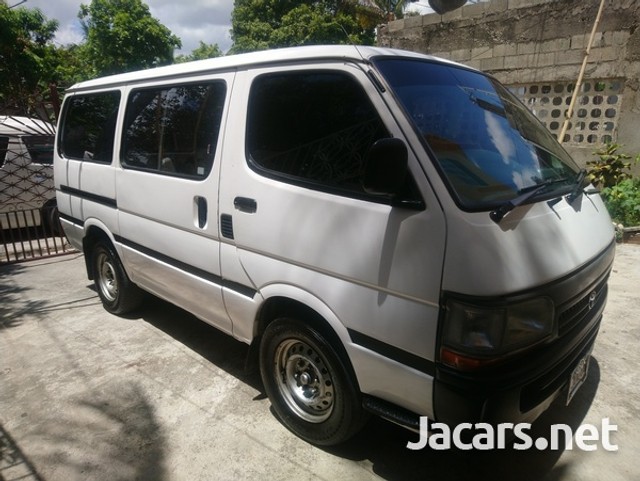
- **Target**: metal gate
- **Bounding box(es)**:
[0,206,75,264]
[1,115,76,264]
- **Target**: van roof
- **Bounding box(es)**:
[66,45,459,92]
[0,116,55,136]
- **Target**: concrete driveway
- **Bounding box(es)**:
[1,245,639,481]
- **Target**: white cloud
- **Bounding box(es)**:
[18,0,234,53]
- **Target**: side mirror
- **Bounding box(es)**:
[363,138,408,197]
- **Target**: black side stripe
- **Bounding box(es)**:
[60,185,117,208]
[114,235,257,299]
[348,328,436,377]
[58,212,84,227]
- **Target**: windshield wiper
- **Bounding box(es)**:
[459,86,507,118]
[470,96,507,118]
[566,169,599,203]
[490,178,570,224]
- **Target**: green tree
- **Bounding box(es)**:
[79,0,181,76]
[230,0,376,54]
[0,3,59,115]
[175,41,223,63]
[368,0,413,20]
[53,43,93,87]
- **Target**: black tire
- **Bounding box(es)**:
[42,201,60,236]
[259,318,367,446]
[91,241,143,315]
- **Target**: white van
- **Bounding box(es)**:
[54,46,615,445]
[1,116,56,230]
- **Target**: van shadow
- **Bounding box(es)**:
[134,295,599,481]
[329,359,601,481]
[137,296,263,394]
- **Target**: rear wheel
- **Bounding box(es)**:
[260,318,366,445]
[92,241,143,315]
[41,201,60,235]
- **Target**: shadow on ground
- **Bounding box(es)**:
[132,295,600,481]
[22,382,167,481]
[326,360,599,481]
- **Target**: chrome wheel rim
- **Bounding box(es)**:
[274,339,335,423]
[96,251,118,302]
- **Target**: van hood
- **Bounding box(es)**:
[442,192,615,296]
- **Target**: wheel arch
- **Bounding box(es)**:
[81,220,119,280]
[248,286,360,393]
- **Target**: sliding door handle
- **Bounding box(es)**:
[195,196,207,228]
[234,196,257,213]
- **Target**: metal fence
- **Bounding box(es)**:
[0,207,76,264]
[1,114,78,264]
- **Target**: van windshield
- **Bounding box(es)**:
[373,58,580,210]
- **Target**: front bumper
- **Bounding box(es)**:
[433,240,615,426]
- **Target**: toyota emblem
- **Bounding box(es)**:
[588,291,597,310]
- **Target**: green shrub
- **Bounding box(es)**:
[587,143,638,189]
[601,178,640,227]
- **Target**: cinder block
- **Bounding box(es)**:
[590,31,605,48]
[441,8,463,22]
[465,59,482,70]
[505,54,532,69]
[487,0,509,13]
[590,46,623,63]
[462,2,487,18]
[517,42,537,55]
[449,48,472,62]
[387,19,405,33]
[555,49,586,66]
[540,38,571,53]
[534,52,556,67]
[494,43,518,57]
[422,13,441,26]
[612,30,631,46]
[508,0,553,9]
[481,56,506,71]
[404,15,423,29]
[471,47,494,60]
[571,34,587,50]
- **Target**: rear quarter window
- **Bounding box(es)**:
[59,91,121,163]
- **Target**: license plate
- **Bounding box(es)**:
[566,353,591,405]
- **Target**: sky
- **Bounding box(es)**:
[15,0,443,56]
[15,0,236,54]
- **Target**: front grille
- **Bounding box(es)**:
[520,322,599,412]
[519,275,609,412]
[558,276,608,337]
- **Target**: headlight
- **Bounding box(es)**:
[441,297,554,370]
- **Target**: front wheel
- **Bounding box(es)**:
[259,318,367,445]
[91,242,143,315]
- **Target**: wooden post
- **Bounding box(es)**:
[558,0,606,144]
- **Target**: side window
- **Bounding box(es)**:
[60,91,121,163]
[247,71,389,195]
[22,135,54,165]
[0,136,8,167]
[122,82,226,179]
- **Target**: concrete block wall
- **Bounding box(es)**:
[378,0,640,170]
